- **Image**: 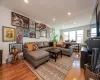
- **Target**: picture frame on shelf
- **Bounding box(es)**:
[36,31,40,39]
[16,27,23,43]
[2,26,15,42]
[12,12,29,28]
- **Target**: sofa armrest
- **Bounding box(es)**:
[23,48,30,59]
[69,46,73,54]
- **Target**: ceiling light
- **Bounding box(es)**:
[74,22,76,24]
[63,25,65,27]
[68,12,71,15]
[53,18,55,21]
[24,0,28,3]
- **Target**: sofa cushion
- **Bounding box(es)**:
[40,47,53,51]
[43,42,49,47]
[29,50,49,61]
[36,42,44,48]
[60,48,70,53]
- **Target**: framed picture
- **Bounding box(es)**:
[9,43,23,54]
[30,19,35,28]
[50,28,53,38]
[87,30,91,37]
[2,26,15,42]
[29,28,36,38]
[12,12,29,28]
[36,31,40,39]
[35,22,40,31]
[23,28,29,37]
[40,30,47,37]
[46,27,50,39]
[16,27,23,43]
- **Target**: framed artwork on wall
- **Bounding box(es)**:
[23,28,29,37]
[12,12,29,28]
[87,30,91,37]
[2,26,15,42]
[16,27,23,43]
[9,43,23,54]
[36,31,40,39]
[40,30,47,37]
[30,19,35,28]
[46,27,50,39]
[29,28,36,38]
[35,22,40,31]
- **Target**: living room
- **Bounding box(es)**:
[0,0,100,80]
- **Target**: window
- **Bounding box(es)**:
[63,32,69,41]
[77,30,83,43]
[69,31,76,41]
[91,28,96,37]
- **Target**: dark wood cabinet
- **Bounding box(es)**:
[0,50,2,65]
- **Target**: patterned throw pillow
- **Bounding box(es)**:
[33,45,36,51]
[26,43,34,52]
[34,44,38,50]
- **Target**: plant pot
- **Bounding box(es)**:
[53,41,57,47]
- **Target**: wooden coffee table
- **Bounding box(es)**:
[46,48,62,62]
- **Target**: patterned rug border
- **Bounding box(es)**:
[24,55,76,80]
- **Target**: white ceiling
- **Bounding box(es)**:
[0,0,97,29]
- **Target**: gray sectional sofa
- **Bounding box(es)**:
[23,42,73,68]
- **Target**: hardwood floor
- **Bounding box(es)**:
[0,52,85,80]
[0,61,38,80]
[65,52,85,80]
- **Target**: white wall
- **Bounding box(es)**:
[0,6,50,64]
[0,6,16,64]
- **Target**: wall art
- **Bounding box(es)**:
[12,12,29,28]
[29,28,36,38]
[23,28,29,37]
[30,19,35,28]
[87,30,91,37]
[16,27,23,43]
[36,31,40,39]
[9,43,23,54]
[46,27,50,39]
[2,26,15,42]
[35,22,40,31]
[40,30,47,37]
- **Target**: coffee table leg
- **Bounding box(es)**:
[55,54,56,62]
[61,51,62,58]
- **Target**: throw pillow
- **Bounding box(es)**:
[61,43,66,48]
[34,44,38,49]
[26,43,34,52]
[33,44,36,51]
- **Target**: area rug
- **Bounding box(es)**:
[25,55,75,80]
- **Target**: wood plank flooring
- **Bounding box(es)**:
[65,52,85,80]
[0,61,38,80]
[0,52,85,80]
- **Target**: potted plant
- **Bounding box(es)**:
[52,32,58,47]
[60,35,63,42]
